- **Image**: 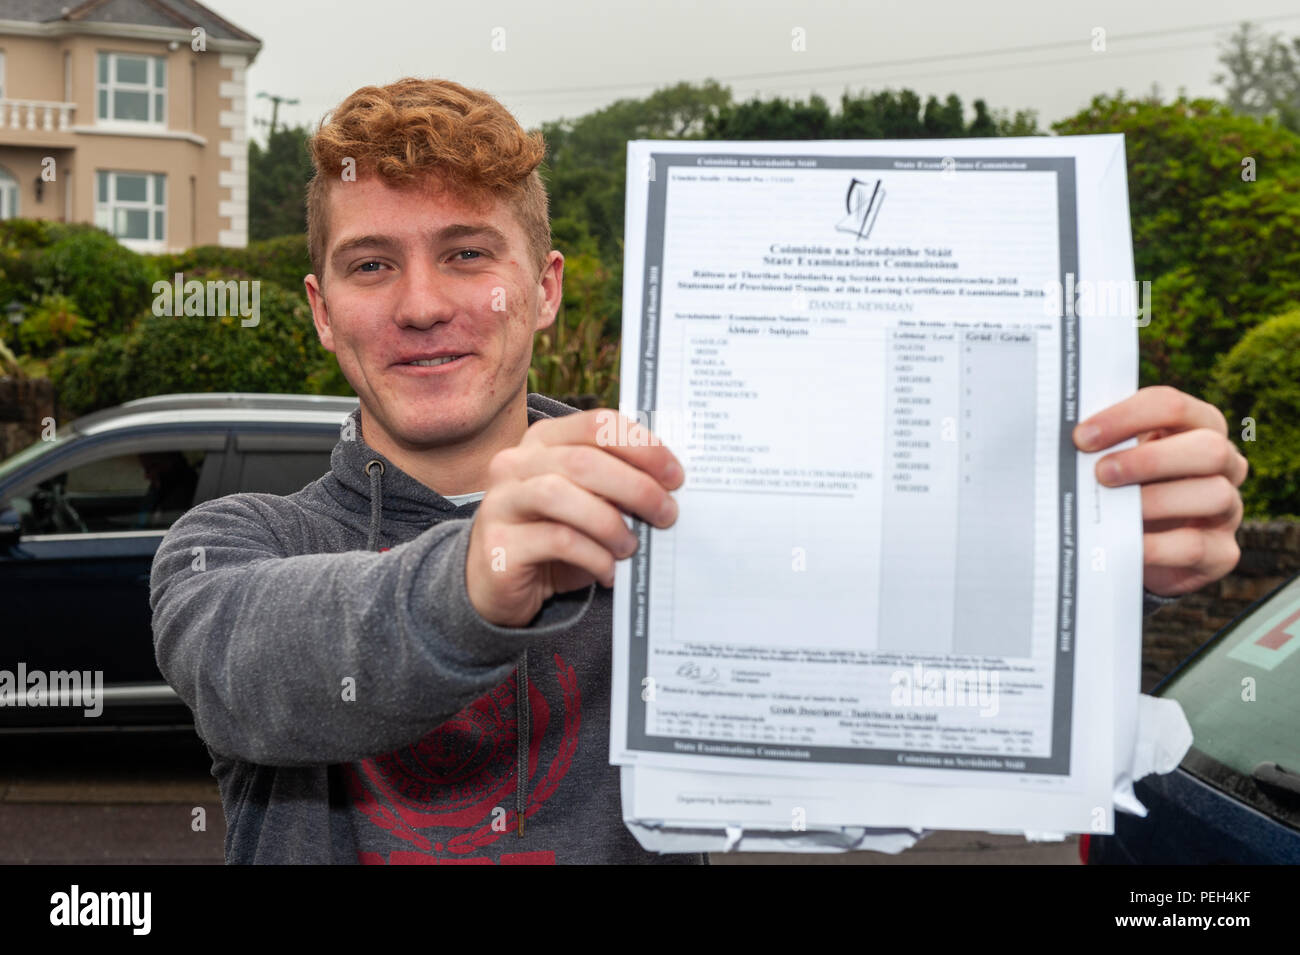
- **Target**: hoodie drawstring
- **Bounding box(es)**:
[514,648,529,836]
[364,458,531,837]
[365,459,385,552]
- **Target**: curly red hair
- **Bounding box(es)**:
[306,77,550,282]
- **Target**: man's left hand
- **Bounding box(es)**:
[1073,385,1248,597]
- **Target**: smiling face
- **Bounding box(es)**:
[304,174,562,470]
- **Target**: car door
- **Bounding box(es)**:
[0,428,226,729]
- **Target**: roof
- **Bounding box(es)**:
[0,0,260,44]
[68,392,359,434]
[0,393,355,485]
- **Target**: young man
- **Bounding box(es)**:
[150,78,1247,865]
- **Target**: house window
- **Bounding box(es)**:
[95,171,165,247]
[0,167,17,219]
[96,52,166,124]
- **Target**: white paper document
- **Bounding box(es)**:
[610,135,1149,842]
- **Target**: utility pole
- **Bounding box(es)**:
[256,91,300,136]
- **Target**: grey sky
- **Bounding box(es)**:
[211,0,1300,142]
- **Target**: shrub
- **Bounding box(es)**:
[49,334,130,417]
[528,250,620,407]
[148,234,310,296]
[0,218,58,251]
[32,227,159,335]
[304,358,354,397]
[49,274,338,416]
[1140,267,1233,389]
[0,218,82,313]
[1206,308,1300,519]
[16,294,93,356]
[1054,94,1300,281]
[0,244,32,317]
[0,218,102,253]
[1142,179,1300,393]
[1056,96,1300,397]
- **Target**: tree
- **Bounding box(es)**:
[1054,94,1300,395]
[709,92,836,139]
[709,88,1039,140]
[537,82,1042,396]
[1215,21,1300,133]
[1055,94,1300,279]
[541,80,733,262]
[249,125,313,240]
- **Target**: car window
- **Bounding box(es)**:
[0,433,74,484]
[8,447,216,534]
[1160,572,1300,829]
[235,451,332,496]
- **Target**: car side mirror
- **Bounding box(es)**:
[0,506,21,549]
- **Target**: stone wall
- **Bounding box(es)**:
[0,377,55,461]
[1142,520,1300,691]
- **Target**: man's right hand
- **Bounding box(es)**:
[466,409,683,627]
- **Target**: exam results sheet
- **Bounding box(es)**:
[611,136,1144,836]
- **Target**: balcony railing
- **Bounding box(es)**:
[0,100,76,133]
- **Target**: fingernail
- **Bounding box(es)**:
[664,461,683,485]
[656,495,678,525]
[1099,460,1121,484]
[1076,423,1101,449]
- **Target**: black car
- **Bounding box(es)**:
[0,393,357,732]
[1085,569,1300,863]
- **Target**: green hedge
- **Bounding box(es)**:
[1054,95,1300,281]
[1207,308,1300,519]
[50,274,346,416]
[30,227,161,336]
[0,222,107,323]
[1055,96,1300,398]
[147,234,311,296]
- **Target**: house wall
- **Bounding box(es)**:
[0,31,251,250]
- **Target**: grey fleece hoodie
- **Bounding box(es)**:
[151,392,703,864]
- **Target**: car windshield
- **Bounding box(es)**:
[1160,572,1300,799]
